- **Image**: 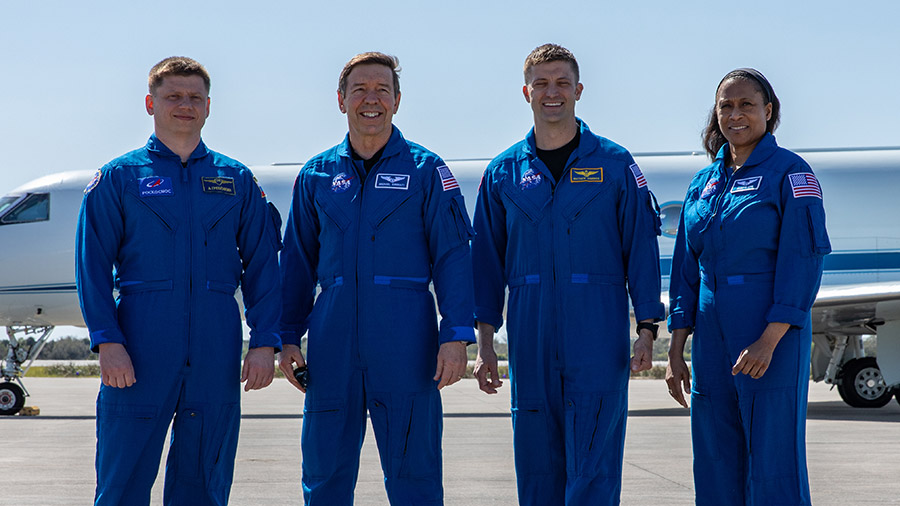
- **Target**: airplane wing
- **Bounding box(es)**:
[811,281,900,333]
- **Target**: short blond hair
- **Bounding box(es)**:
[523,44,579,84]
[148,56,210,95]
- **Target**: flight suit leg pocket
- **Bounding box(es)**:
[171,407,204,480]
[690,392,721,462]
[511,400,553,476]
[301,399,346,480]
[567,392,624,478]
[95,401,160,497]
[397,392,442,479]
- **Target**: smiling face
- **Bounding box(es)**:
[523,60,583,129]
[145,74,210,141]
[716,77,772,156]
[338,63,400,150]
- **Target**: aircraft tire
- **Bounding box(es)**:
[0,381,25,416]
[836,358,893,408]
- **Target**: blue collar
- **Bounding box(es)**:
[337,125,405,160]
[523,117,598,159]
[715,132,779,170]
[146,134,209,161]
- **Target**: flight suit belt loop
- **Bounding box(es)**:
[506,273,625,288]
[699,271,775,290]
[507,274,541,288]
[319,276,344,291]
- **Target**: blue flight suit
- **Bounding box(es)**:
[280,127,475,505]
[76,135,282,506]
[472,120,665,506]
[668,134,831,506]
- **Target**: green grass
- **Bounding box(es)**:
[25,363,101,377]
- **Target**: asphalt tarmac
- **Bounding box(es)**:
[2,377,898,505]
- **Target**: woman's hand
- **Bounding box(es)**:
[732,322,790,379]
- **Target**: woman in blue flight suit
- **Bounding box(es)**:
[666,68,831,506]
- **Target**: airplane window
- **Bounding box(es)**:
[658,201,682,238]
[0,195,20,217]
[0,193,50,225]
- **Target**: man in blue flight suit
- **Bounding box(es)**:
[76,57,282,506]
[471,44,664,505]
[277,52,475,505]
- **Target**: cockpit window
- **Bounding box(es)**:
[659,201,682,238]
[0,195,20,217]
[0,193,50,225]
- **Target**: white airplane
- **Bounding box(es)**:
[2,148,900,415]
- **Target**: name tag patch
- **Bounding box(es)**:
[570,168,603,183]
[731,176,762,193]
[139,176,174,197]
[374,173,410,190]
[201,177,236,195]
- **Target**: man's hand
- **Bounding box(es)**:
[434,341,468,390]
[666,328,691,408]
[474,321,503,394]
[630,332,654,373]
[666,355,691,408]
[278,344,307,393]
[98,342,136,388]
[474,347,503,394]
[241,347,275,392]
[732,322,789,379]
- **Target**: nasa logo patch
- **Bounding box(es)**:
[520,168,542,190]
[331,172,353,193]
[700,179,719,199]
[139,176,174,197]
[374,173,410,190]
[84,169,102,195]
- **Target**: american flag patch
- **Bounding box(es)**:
[629,163,647,188]
[437,165,459,191]
[789,172,822,199]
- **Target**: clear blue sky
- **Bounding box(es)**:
[3,0,899,340]
[2,0,899,195]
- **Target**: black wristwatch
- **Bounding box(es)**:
[636,322,659,341]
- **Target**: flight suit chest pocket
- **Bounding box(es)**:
[562,182,612,223]
[316,196,352,231]
[501,184,543,224]
[203,196,243,285]
[369,189,416,229]
[124,187,178,232]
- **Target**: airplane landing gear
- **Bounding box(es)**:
[837,357,894,408]
[0,381,25,416]
[1,325,54,415]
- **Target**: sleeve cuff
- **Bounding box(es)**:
[474,307,504,331]
[439,325,476,345]
[667,311,694,333]
[279,330,304,348]
[249,332,282,353]
[766,304,810,328]
[89,328,126,353]
[633,300,665,323]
